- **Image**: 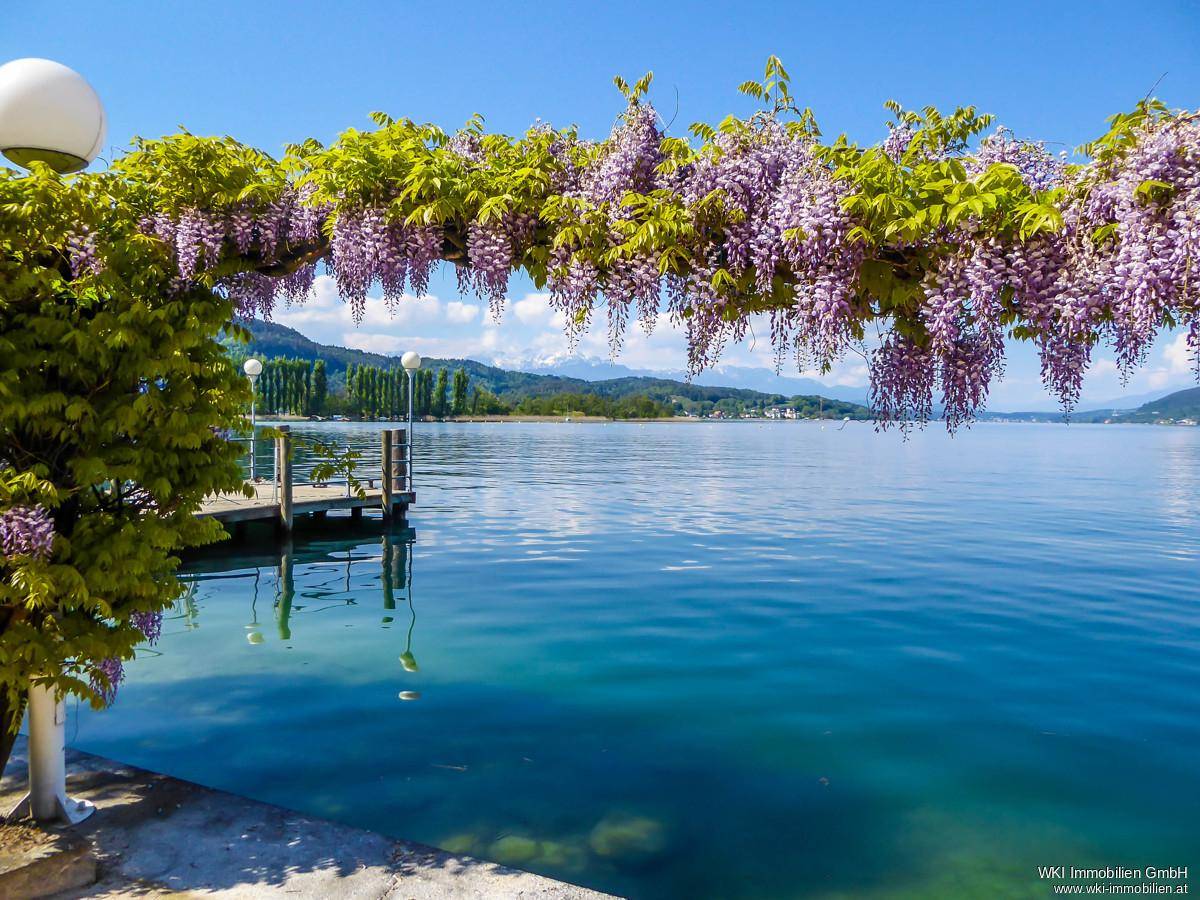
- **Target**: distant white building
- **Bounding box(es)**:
[766,407,800,420]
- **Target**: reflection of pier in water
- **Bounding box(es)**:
[179,526,417,673]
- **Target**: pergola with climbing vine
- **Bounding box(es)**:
[1,58,1198,770]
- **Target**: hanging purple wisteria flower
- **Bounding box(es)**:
[882,123,916,163]
[0,505,54,560]
[66,227,103,277]
[131,610,163,645]
[90,657,124,706]
[968,127,1065,192]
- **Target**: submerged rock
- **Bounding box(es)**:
[534,839,588,872]
[489,834,540,865]
[439,833,482,856]
[588,813,667,864]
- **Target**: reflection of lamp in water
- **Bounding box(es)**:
[245,567,264,645]
[399,590,418,672]
[383,529,419,671]
[390,530,420,678]
[401,543,420,672]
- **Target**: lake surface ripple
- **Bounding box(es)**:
[74,422,1200,898]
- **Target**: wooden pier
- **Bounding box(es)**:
[197,426,415,530]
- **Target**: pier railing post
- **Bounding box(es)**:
[381,430,393,519]
[277,425,292,532]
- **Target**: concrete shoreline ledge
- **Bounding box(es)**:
[0,735,620,899]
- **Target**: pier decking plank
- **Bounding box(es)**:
[198,482,415,524]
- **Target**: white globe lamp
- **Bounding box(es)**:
[401,351,422,372]
[243,357,263,378]
[0,58,107,173]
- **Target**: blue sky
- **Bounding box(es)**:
[5,1,1200,408]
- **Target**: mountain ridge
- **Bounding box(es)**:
[983,386,1200,423]
[227,320,874,416]
[228,320,1197,424]
[498,353,872,405]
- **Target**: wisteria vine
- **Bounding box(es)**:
[70,60,1200,435]
[0,504,162,706]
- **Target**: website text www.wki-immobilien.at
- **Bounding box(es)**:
[1037,866,1189,895]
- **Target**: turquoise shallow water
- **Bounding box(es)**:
[73,422,1199,898]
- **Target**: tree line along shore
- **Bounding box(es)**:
[226,351,874,422]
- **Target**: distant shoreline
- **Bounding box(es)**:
[253,414,1197,428]
[259,414,723,425]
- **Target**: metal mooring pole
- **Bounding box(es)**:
[6,681,95,823]
[405,372,415,492]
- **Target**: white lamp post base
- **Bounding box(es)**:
[6,682,95,824]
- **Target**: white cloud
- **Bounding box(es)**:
[402,332,517,360]
[342,332,405,354]
[272,276,510,357]
[446,301,481,325]
[274,283,442,332]
[314,275,343,305]
[823,361,870,387]
[1163,332,1195,375]
[512,293,554,325]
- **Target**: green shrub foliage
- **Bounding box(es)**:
[0,164,246,764]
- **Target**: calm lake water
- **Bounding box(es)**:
[73,421,1199,898]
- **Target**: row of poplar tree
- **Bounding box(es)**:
[250,357,502,418]
[253,358,328,416]
[344,363,476,417]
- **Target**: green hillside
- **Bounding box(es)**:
[224,319,873,419]
[1112,387,1200,423]
[980,386,1200,424]
[223,319,583,398]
